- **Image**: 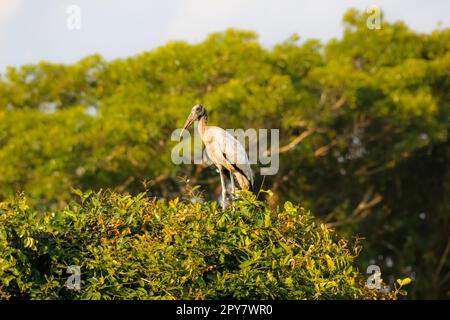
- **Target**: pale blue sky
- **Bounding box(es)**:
[0,0,449,72]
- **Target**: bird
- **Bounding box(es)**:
[179,104,253,208]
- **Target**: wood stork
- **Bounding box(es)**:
[180,104,253,208]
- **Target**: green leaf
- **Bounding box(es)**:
[239,260,253,269]
[397,278,412,287]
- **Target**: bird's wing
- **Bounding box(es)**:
[209,127,254,186]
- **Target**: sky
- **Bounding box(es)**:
[0,0,449,71]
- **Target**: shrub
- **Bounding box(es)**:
[0,190,406,299]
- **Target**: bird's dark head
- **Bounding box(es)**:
[180,104,207,139]
[192,104,207,119]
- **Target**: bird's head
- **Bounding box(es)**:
[179,104,207,139]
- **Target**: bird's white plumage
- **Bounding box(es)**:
[202,126,253,187]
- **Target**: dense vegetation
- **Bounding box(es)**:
[0,9,448,298]
[0,190,408,299]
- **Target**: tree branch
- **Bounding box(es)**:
[434,238,450,286]
[266,129,315,156]
[327,186,382,228]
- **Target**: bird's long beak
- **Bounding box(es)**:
[179,111,196,140]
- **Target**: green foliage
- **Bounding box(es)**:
[0,9,448,298]
[0,190,403,300]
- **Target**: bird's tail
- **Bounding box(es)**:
[233,172,253,192]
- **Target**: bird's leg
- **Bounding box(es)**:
[229,171,236,210]
[229,171,235,195]
[218,167,227,209]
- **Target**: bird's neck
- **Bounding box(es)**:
[197,116,207,138]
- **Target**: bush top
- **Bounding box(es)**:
[0,190,407,300]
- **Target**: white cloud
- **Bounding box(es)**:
[165,0,368,45]
[0,0,22,60]
[1,0,449,71]
[167,0,263,42]
[165,0,450,46]
[0,0,22,24]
